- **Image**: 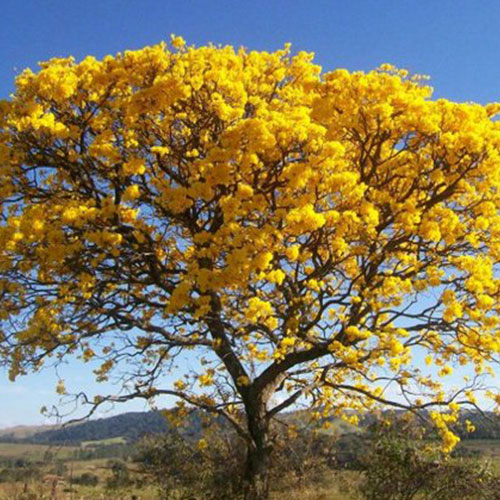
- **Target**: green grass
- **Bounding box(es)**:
[80,436,127,448]
[0,442,77,461]
[66,457,110,475]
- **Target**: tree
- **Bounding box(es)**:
[1,36,500,498]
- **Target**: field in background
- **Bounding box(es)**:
[0,482,160,500]
[1,438,500,499]
[0,472,353,500]
[461,439,500,458]
[0,442,77,461]
[81,437,127,448]
[0,438,355,499]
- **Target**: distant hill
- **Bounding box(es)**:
[2,408,350,445]
[0,411,201,445]
[28,411,189,445]
[2,407,500,446]
[458,412,500,440]
[0,424,59,440]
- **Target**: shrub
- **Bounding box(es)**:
[0,465,41,483]
[355,423,500,500]
[71,472,99,486]
[136,430,244,500]
[105,459,131,489]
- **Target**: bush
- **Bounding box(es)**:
[136,430,244,500]
[135,424,341,499]
[355,422,500,500]
[0,464,41,483]
[71,472,99,486]
[105,459,131,489]
[270,428,337,490]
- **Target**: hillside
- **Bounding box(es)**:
[1,407,500,446]
[31,411,181,444]
[0,411,177,445]
[0,424,58,440]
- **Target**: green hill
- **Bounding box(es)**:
[1,407,499,446]
[0,411,180,445]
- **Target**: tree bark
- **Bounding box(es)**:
[243,409,272,500]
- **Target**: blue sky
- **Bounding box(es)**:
[1,0,500,427]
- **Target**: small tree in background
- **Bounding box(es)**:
[2,36,500,498]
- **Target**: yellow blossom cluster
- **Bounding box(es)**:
[1,38,500,452]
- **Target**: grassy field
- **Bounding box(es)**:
[1,439,500,500]
[0,474,355,500]
[0,481,160,500]
[0,439,357,500]
[81,437,127,448]
[270,471,356,500]
[0,442,78,461]
[460,439,500,457]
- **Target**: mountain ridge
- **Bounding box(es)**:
[0,410,203,445]
[2,408,500,445]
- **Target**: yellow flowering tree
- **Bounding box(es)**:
[2,37,500,498]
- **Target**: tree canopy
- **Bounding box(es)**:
[2,37,500,497]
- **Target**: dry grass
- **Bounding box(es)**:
[271,470,357,500]
[0,472,356,500]
[0,440,359,500]
[271,485,352,500]
[0,481,158,500]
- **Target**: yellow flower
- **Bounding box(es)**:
[56,380,66,395]
[237,375,251,386]
[170,34,186,49]
[197,438,208,450]
[123,184,141,201]
[122,158,146,176]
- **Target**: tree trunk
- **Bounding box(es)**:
[243,440,272,499]
[243,412,272,500]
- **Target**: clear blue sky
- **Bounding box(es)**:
[1,0,500,427]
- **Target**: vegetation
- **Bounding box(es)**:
[1,420,500,499]
[355,424,500,500]
[136,430,243,499]
[3,37,500,497]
